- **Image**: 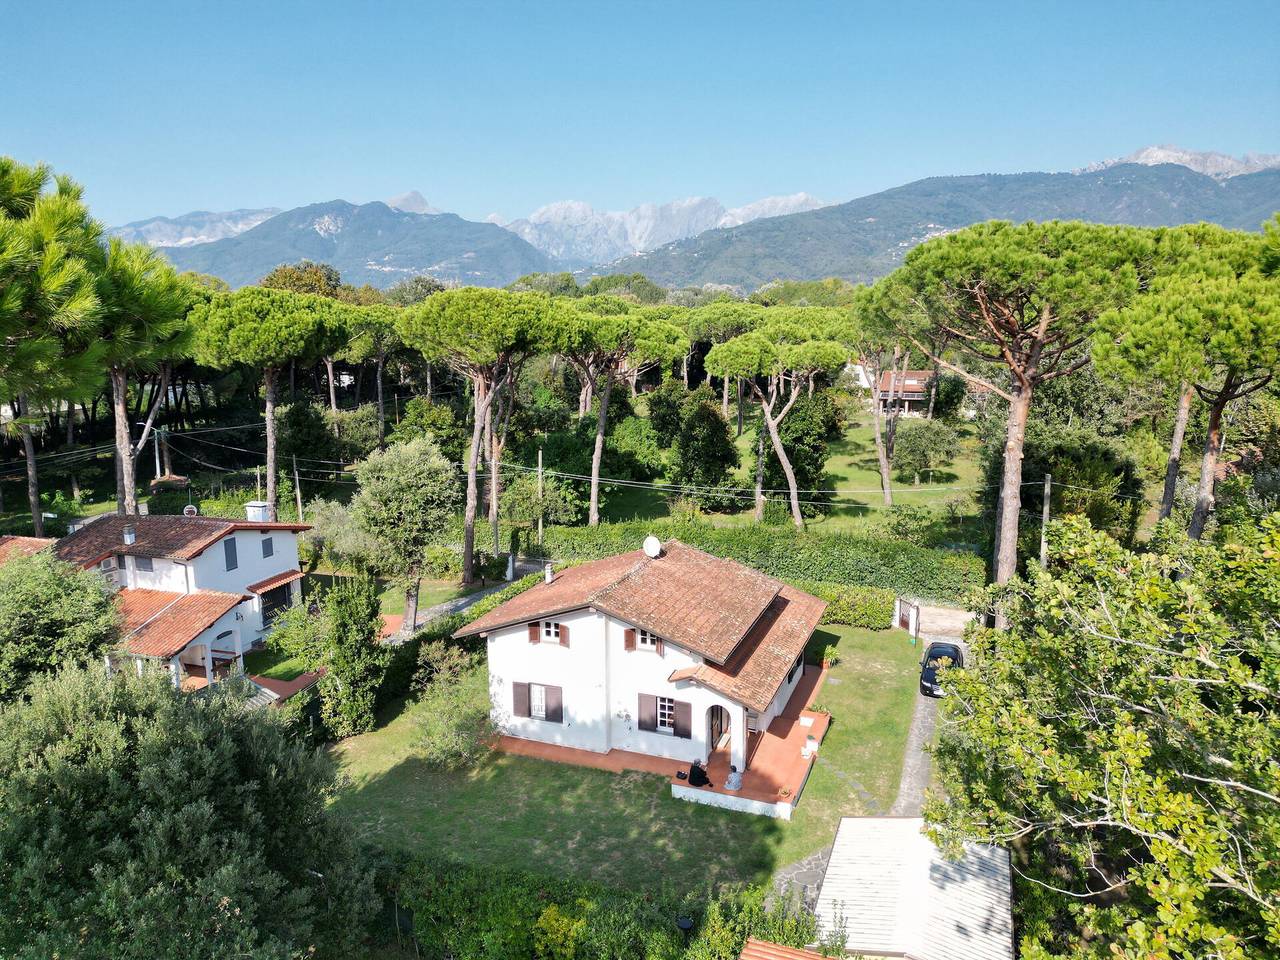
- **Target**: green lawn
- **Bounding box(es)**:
[242,647,309,681]
[305,570,477,618]
[329,624,920,893]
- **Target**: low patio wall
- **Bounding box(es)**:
[671,783,794,820]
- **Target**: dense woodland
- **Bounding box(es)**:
[3,154,1280,959]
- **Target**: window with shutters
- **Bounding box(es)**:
[656,696,675,732]
[529,683,547,720]
[542,621,561,642]
[261,536,274,559]
[637,629,659,650]
[224,537,238,571]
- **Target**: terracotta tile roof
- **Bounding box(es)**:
[457,541,820,680]
[683,586,828,712]
[738,939,826,960]
[250,668,325,704]
[54,514,308,568]
[0,535,55,566]
[246,568,303,595]
[116,587,246,658]
[879,369,934,396]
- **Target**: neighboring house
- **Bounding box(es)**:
[0,535,56,565]
[738,940,827,960]
[457,539,827,797]
[814,816,1014,960]
[50,505,309,692]
[875,369,935,415]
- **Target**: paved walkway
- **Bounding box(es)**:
[890,693,938,815]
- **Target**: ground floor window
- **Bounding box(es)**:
[656,695,675,732]
[261,583,292,627]
[530,683,547,720]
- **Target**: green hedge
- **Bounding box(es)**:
[393,855,831,960]
[533,520,982,604]
[787,579,895,628]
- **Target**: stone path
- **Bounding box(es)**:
[387,560,544,643]
[772,845,832,909]
[890,691,938,816]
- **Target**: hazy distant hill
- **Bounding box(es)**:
[111,208,280,247]
[599,164,1280,290]
[159,200,555,288]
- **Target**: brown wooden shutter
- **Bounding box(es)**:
[559,623,570,647]
[513,681,530,717]
[655,635,665,656]
[528,621,540,644]
[624,628,637,652]
[637,693,657,731]
[545,685,563,723]
[673,700,692,739]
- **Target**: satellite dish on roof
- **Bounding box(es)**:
[643,535,663,559]
[183,504,199,517]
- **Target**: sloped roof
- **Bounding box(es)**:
[116,587,247,658]
[676,585,827,712]
[55,514,308,568]
[738,939,827,960]
[0,535,55,566]
[815,817,1013,960]
[457,541,788,665]
[246,568,303,595]
[879,370,934,395]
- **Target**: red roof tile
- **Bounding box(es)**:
[738,939,826,960]
[878,369,934,396]
[246,568,303,595]
[55,515,308,568]
[0,535,55,566]
[116,587,246,658]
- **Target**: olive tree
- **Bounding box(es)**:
[192,287,334,520]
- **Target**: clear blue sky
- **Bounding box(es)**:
[4,0,1277,226]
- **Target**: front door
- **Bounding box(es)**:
[707,705,730,755]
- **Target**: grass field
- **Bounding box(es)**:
[242,647,309,681]
[329,624,920,893]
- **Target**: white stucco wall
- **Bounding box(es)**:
[188,530,302,636]
[487,608,749,769]
[171,606,245,670]
[758,654,805,729]
[120,555,189,592]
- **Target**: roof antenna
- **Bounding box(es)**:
[643,535,663,559]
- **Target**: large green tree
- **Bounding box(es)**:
[344,303,400,444]
[397,288,548,580]
[191,287,334,520]
[551,295,686,525]
[705,309,846,527]
[95,239,191,514]
[929,514,1280,959]
[350,436,460,631]
[0,158,105,535]
[0,551,118,703]
[1095,225,1280,538]
[875,220,1153,582]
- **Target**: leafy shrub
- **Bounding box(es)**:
[413,659,494,769]
[608,415,664,480]
[331,402,383,460]
[931,373,968,422]
[892,419,958,483]
[422,544,462,580]
[390,396,467,464]
[672,398,740,510]
[648,378,689,445]
[535,520,983,603]
[787,579,895,628]
[756,393,834,516]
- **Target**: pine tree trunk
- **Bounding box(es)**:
[403,577,419,636]
[736,379,744,437]
[870,370,893,507]
[111,367,138,515]
[1160,382,1194,520]
[325,358,339,436]
[263,368,280,521]
[1189,388,1230,539]
[994,384,1033,585]
[927,362,940,419]
[17,398,42,537]
[462,380,487,583]
[753,431,765,522]
[487,401,500,556]
[721,376,729,417]
[761,403,804,529]
[376,354,386,445]
[589,374,613,527]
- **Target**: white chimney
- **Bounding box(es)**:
[544,563,554,584]
[244,500,271,523]
[122,525,136,546]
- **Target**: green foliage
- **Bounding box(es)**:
[786,579,895,628]
[351,437,461,580]
[501,472,583,529]
[397,286,550,368]
[389,395,467,463]
[508,271,583,297]
[929,514,1280,959]
[276,400,342,466]
[0,551,118,703]
[929,372,968,421]
[755,393,834,515]
[192,286,333,372]
[536,520,983,603]
[384,274,446,306]
[608,415,666,480]
[0,666,375,959]
[395,855,822,960]
[648,378,690,445]
[581,272,667,304]
[892,418,958,482]
[421,544,462,580]
[750,277,861,307]
[412,646,493,769]
[672,396,740,509]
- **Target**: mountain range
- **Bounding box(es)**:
[126,146,1280,291]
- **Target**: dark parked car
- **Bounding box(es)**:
[919,642,964,697]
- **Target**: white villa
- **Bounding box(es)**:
[457,538,830,817]
[1,504,309,692]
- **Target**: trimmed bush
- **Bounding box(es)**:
[787,579,895,628]
[532,520,982,604]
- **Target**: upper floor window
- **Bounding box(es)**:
[656,696,676,732]
[638,629,660,650]
[261,536,274,559]
[223,537,238,571]
[542,621,561,642]
[134,556,154,573]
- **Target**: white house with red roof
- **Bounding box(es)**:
[43,505,309,691]
[457,539,831,817]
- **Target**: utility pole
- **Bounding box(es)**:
[255,465,261,500]
[293,456,305,522]
[152,427,162,478]
[537,446,544,547]
[1039,473,1052,569]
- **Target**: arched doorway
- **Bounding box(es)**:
[706,705,731,758]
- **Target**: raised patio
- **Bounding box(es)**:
[496,664,830,819]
